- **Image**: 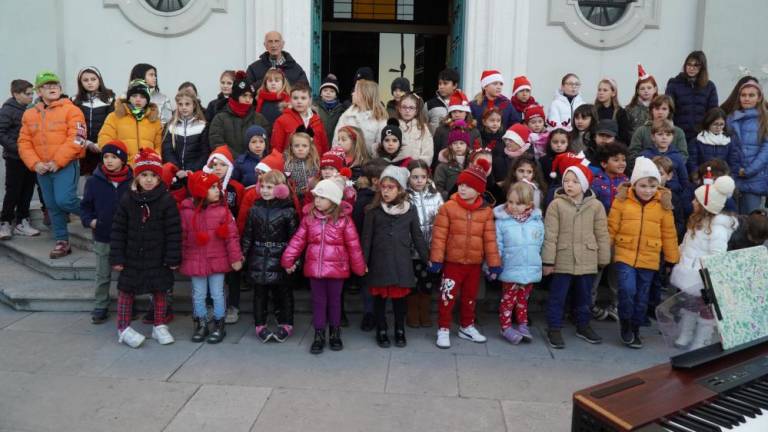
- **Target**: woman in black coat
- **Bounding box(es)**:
[240,191,298,341]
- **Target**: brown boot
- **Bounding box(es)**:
[418,292,433,327]
[406,295,420,328]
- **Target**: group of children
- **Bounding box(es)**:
[2,50,768,354]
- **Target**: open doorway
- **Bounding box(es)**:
[317,0,461,103]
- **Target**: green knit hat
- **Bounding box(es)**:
[35,70,61,88]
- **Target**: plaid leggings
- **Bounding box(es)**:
[117,290,167,332]
[499,282,533,330]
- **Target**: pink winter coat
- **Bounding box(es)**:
[281,201,366,279]
[180,198,243,277]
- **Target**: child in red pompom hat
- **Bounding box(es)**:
[429,156,502,349]
[180,170,243,344]
[303,148,357,207]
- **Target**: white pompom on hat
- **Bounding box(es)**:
[695,175,735,214]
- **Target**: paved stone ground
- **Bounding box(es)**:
[0,304,678,431]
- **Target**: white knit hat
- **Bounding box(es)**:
[380,165,410,190]
[695,175,735,214]
[312,178,343,205]
[630,157,661,185]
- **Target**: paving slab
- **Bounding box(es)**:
[96,339,203,381]
[170,342,391,392]
[0,305,30,329]
[164,384,272,432]
[502,400,572,432]
[385,351,459,397]
[5,311,88,333]
[0,371,199,432]
[251,387,506,432]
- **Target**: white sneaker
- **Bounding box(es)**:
[0,222,12,240]
[458,325,487,343]
[436,328,451,349]
[13,218,40,237]
[118,326,146,348]
[225,306,239,324]
[152,324,175,345]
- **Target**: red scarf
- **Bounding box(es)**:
[103,165,130,184]
[228,97,252,118]
[256,89,290,113]
[510,95,537,115]
[508,206,533,223]
[455,194,483,211]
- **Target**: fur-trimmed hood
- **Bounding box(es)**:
[113,99,160,122]
[615,182,673,211]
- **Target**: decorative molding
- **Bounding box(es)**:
[103,0,227,37]
[548,0,660,50]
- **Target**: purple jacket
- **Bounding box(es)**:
[281,202,366,279]
[592,171,629,213]
[180,198,243,277]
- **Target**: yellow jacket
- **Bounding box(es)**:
[98,100,162,165]
[608,183,680,270]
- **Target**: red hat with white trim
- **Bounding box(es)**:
[134,148,163,177]
[637,64,651,81]
[447,90,471,113]
[502,124,531,148]
[512,75,532,95]
[480,70,504,88]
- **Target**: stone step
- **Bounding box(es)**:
[28,208,93,252]
[0,233,96,280]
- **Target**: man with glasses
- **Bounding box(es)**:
[246,31,309,88]
[0,79,40,240]
[17,71,85,258]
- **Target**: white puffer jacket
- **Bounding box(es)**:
[399,119,434,165]
[547,90,584,131]
[670,214,738,295]
[333,106,388,157]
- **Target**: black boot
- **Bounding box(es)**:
[328,326,343,351]
[191,318,209,343]
[629,325,643,349]
[376,328,391,348]
[206,319,226,344]
[310,329,325,354]
[619,319,633,346]
[394,326,407,348]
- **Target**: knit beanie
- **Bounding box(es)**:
[695,173,735,214]
[102,140,129,164]
[188,170,220,200]
[630,156,661,185]
[320,149,346,173]
[319,73,340,94]
[244,125,269,149]
[77,67,104,87]
[381,118,403,144]
[256,150,286,173]
[391,77,411,94]
[448,120,471,145]
[133,148,163,177]
[203,145,235,189]
[502,124,531,147]
[312,178,344,205]
[230,70,253,100]
[512,75,532,96]
[523,105,545,122]
[456,158,490,194]
[126,79,151,102]
[380,165,410,190]
[447,90,471,113]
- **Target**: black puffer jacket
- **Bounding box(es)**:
[361,204,428,288]
[110,185,182,294]
[74,95,114,175]
[205,93,228,123]
[0,97,26,160]
[162,117,210,171]
[246,51,308,87]
[241,197,298,285]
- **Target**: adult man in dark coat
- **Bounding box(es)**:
[246,31,308,87]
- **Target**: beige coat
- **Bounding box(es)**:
[542,189,611,275]
[398,119,433,165]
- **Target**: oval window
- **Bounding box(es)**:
[578,0,635,27]
[144,0,192,13]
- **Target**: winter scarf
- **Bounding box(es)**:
[456,194,483,211]
[256,89,290,113]
[130,105,146,121]
[696,130,731,146]
[508,206,534,223]
[381,201,411,216]
[510,95,538,116]
[228,98,251,118]
[103,165,131,184]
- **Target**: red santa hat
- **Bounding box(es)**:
[203,145,234,189]
[456,158,490,194]
[511,75,532,96]
[550,151,590,180]
[480,70,504,88]
[502,124,531,148]
[637,64,652,81]
[447,90,471,113]
[523,105,546,123]
[563,162,593,193]
[255,150,285,174]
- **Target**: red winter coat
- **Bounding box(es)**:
[271,109,329,155]
[281,202,366,279]
[179,198,243,277]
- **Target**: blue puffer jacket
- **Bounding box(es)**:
[494,205,545,284]
[729,108,768,194]
[80,165,133,243]
[665,73,718,141]
[470,95,521,130]
[231,150,262,188]
[686,131,737,175]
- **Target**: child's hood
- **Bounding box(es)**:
[711,213,739,233]
[615,182,673,210]
[493,205,542,222]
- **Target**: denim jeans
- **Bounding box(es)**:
[546,273,594,329]
[37,161,81,241]
[738,192,764,215]
[615,262,656,326]
[191,273,226,320]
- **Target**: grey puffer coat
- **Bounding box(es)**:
[408,184,444,246]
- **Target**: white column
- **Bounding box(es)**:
[249,1,312,73]
[463,0,530,98]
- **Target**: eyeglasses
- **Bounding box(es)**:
[380,184,398,192]
[400,105,417,111]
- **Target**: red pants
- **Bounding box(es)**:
[499,282,533,330]
[437,263,482,329]
[117,290,167,332]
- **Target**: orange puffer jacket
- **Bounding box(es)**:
[430,194,501,267]
[18,98,86,170]
[608,183,680,270]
